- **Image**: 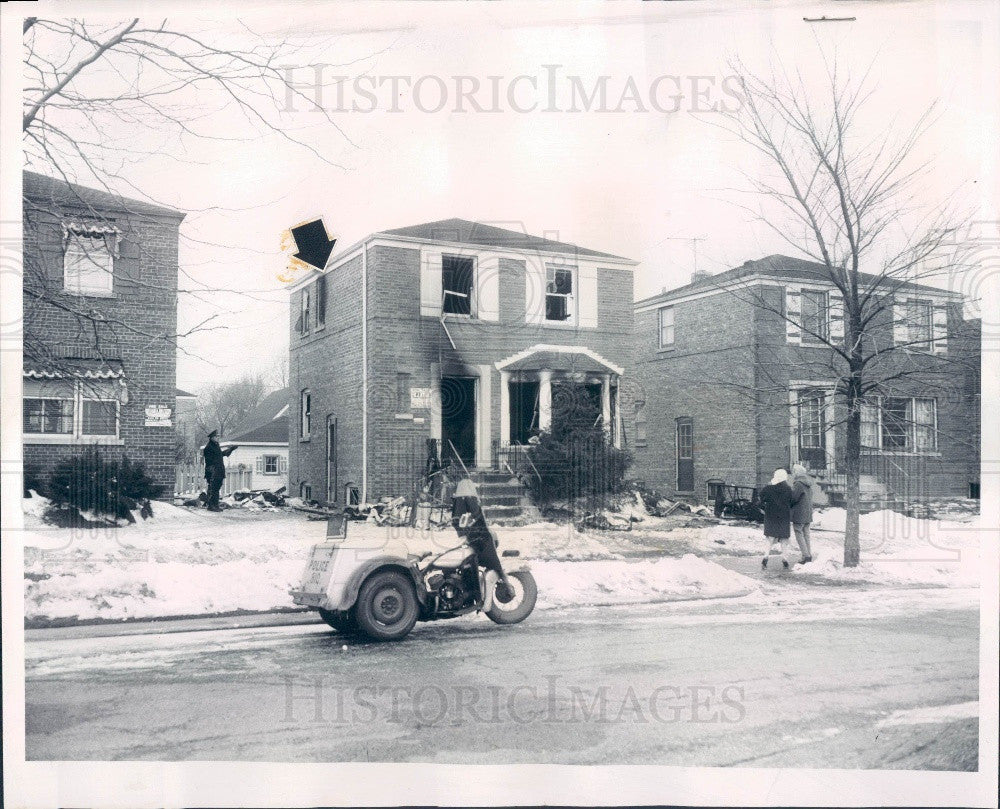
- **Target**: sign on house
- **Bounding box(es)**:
[144,405,173,427]
[410,387,432,410]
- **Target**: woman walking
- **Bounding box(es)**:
[760,468,796,569]
[790,463,815,563]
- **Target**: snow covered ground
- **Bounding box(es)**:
[19,493,981,624]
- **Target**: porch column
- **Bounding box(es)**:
[499,371,510,447]
[538,369,552,432]
[601,373,612,440]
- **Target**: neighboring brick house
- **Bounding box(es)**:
[633,255,980,502]
[220,388,290,492]
[22,171,185,492]
[288,218,636,504]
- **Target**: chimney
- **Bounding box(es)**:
[691,270,711,284]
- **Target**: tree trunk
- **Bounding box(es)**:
[844,389,862,567]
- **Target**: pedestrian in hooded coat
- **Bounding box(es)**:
[203,430,237,511]
[760,468,796,569]
[791,463,815,563]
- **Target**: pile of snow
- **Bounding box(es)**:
[533,554,758,609]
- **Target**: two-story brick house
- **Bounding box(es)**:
[22,171,185,492]
[288,218,636,504]
[633,255,980,503]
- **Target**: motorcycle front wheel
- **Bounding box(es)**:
[485,569,537,625]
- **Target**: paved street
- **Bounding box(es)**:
[24,582,979,769]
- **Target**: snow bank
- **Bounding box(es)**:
[533,554,758,609]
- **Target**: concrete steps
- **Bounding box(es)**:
[467,470,532,522]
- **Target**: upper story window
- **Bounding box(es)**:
[63,224,118,296]
[315,275,327,329]
[300,389,311,438]
[800,290,829,343]
[658,306,675,348]
[906,299,933,351]
[545,265,574,322]
[442,255,474,315]
[299,288,312,335]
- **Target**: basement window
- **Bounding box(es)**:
[442,255,474,315]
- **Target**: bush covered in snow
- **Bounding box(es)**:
[46,448,161,522]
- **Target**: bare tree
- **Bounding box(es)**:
[706,56,976,566]
[195,374,268,440]
[21,18,349,374]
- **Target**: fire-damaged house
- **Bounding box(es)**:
[287,218,636,505]
[632,255,981,506]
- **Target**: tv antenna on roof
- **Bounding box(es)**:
[663,236,707,273]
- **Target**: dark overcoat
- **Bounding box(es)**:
[760,481,795,539]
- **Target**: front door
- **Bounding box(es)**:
[441,376,476,468]
[797,389,827,470]
[676,417,694,492]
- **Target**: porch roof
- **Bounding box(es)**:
[495,344,623,376]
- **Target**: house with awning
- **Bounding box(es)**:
[21,171,185,492]
[287,218,636,505]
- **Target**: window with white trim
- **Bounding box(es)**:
[658,306,675,348]
[299,287,312,335]
[23,379,120,439]
[864,396,938,453]
[442,255,474,315]
[263,455,279,475]
[906,299,933,352]
[300,389,311,438]
[545,265,575,322]
[800,290,829,343]
[64,228,115,296]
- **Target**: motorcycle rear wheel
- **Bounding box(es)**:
[485,569,537,625]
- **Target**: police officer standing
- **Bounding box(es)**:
[203,429,237,511]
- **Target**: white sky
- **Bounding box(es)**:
[15,0,1000,391]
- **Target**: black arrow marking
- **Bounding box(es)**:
[290,219,336,270]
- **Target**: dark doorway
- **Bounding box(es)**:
[796,389,827,470]
[676,417,694,492]
[510,379,540,444]
[441,376,476,467]
[326,416,338,503]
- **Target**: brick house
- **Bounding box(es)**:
[22,171,185,492]
[632,255,980,503]
[288,218,636,504]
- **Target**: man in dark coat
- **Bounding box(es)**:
[760,468,796,569]
[203,430,237,511]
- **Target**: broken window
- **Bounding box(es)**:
[315,275,327,328]
[442,255,474,315]
[300,288,312,335]
[800,290,829,343]
[545,266,574,322]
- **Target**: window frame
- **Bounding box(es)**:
[799,289,830,344]
[314,275,327,330]
[23,380,120,441]
[866,395,938,454]
[658,306,675,349]
[906,298,934,352]
[544,264,576,324]
[63,230,115,297]
[300,287,312,335]
[442,254,476,317]
[263,454,280,475]
[300,389,311,439]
